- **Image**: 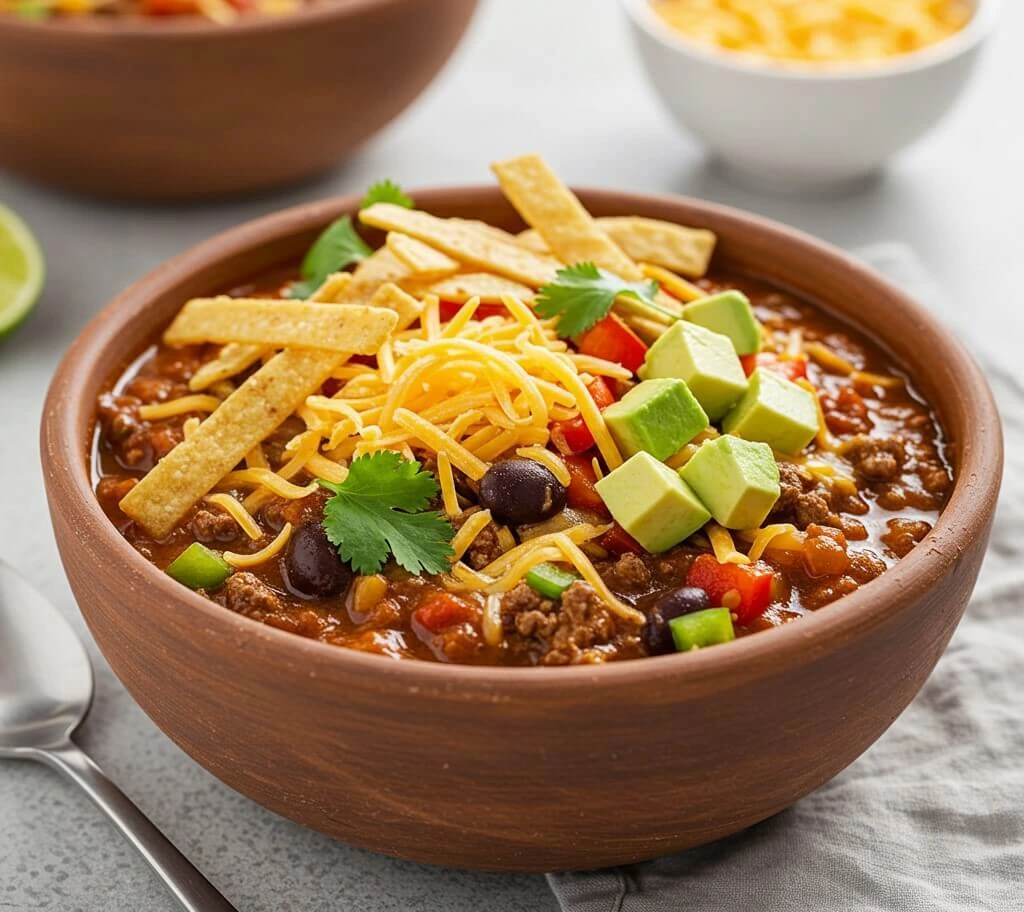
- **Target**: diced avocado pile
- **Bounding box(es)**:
[594,289,818,555]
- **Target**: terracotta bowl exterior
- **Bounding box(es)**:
[41,188,1002,871]
[0,0,477,200]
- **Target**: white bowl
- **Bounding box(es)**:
[623,0,999,194]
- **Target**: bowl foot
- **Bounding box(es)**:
[714,159,884,199]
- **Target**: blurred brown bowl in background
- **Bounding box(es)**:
[0,0,478,201]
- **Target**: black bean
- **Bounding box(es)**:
[654,586,710,620]
[642,587,711,655]
[478,459,567,526]
[283,522,352,599]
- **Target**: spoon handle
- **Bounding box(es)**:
[35,741,239,912]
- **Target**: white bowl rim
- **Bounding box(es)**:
[622,0,1001,81]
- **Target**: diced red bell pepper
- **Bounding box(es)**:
[686,554,774,626]
[740,352,808,382]
[549,377,616,456]
[438,299,508,322]
[563,454,609,515]
[576,313,649,373]
[413,592,473,634]
[599,523,644,555]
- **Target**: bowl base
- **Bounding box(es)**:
[714,159,884,199]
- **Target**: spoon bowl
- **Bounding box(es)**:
[0,562,92,754]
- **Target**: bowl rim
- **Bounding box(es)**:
[0,0,428,39]
[42,184,1003,694]
[622,0,1001,81]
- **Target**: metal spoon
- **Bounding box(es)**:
[0,560,238,912]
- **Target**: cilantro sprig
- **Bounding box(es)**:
[361,179,414,210]
[534,263,662,338]
[320,452,455,576]
[286,180,412,299]
[287,215,371,299]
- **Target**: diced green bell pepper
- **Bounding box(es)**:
[669,607,735,652]
[525,562,580,599]
[166,543,232,590]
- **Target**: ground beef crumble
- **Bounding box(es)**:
[600,553,652,593]
[845,435,906,482]
[223,572,325,639]
[501,581,640,665]
[190,507,238,543]
[771,462,838,529]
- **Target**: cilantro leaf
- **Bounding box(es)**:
[287,215,372,299]
[320,452,455,576]
[534,263,661,338]
[361,179,414,210]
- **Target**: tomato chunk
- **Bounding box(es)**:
[576,314,649,373]
[563,453,609,515]
[740,352,807,382]
[439,299,508,321]
[599,523,644,555]
[414,592,473,634]
[550,377,616,456]
[686,554,774,625]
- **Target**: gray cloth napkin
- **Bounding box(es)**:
[547,246,1023,912]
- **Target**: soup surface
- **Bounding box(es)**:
[92,155,953,666]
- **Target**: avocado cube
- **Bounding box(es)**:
[595,451,711,553]
[683,290,761,356]
[602,378,709,461]
[721,368,818,455]
[679,435,780,530]
[638,321,749,421]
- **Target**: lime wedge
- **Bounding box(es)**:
[0,205,45,341]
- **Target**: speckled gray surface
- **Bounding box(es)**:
[0,0,1020,909]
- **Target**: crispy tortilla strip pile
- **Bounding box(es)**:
[492,154,643,280]
[123,153,719,553]
[519,216,716,278]
[120,302,397,539]
[360,204,562,287]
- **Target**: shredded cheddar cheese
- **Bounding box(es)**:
[204,493,263,541]
[223,523,293,569]
[516,446,571,486]
[138,394,223,421]
[707,524,751,565]
[437,451,460,517]
[450,509,495,561]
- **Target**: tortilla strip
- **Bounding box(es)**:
[164,298,397,353]
[368,282,424,331]
[521,216,716,278]
[491,154,643,281]
[360,203,561,288]
[311,271,355,302]
[425,273,535,304]
[120,349,350,539]
[332,246,414,307]
[188,273,355,392]
[385,233,460,280]
[189,341,269,392]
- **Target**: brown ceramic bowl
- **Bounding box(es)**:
[41,187,1002,872]
[0,0,477,201]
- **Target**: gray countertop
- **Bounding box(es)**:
[1,1,1020,909]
